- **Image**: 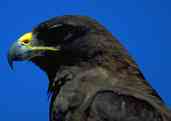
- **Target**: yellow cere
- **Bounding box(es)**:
[19,32,32,44]
[18,32,60,52]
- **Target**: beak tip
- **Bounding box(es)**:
[9,61,14,70]
[7,56,14,70]
[7,50,14,70]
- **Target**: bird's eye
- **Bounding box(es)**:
[18,32,33,45]
[22,39,30,44]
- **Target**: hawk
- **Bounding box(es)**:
[8,15,171,121]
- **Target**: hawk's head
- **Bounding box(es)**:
[7,15,133,80]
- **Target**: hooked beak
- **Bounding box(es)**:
[7,32,60,69]
[8,41,29,69]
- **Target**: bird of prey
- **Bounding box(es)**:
[8,15,171,121]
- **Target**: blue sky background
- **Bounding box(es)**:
[0,0,171,121]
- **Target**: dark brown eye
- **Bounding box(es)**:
[22,39,30,44]
[19,32,32,44]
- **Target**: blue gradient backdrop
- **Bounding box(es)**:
[0,0,170,121]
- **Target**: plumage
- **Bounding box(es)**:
[8,15,171,121]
